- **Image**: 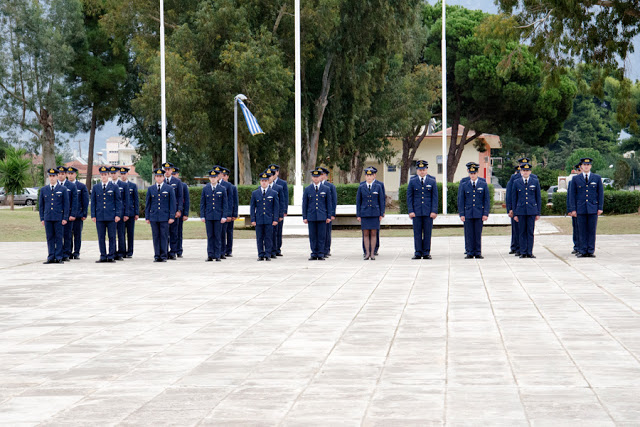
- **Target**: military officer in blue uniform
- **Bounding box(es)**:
[119,167,139,258]
[200,169,229,261]
[91,166,122,262]
[39,168,70,264]
[162,162,183,260]
[458,163,490,258]
[109,166,128,260]
[406,160,438,259]
[170,167,189,258]
[303,169,332,260]
[506,165,521,256]
[220,167,238,257]
[213,166,233,259]
[57,166,78,261]
[357,168,385,260]
[319,167,337,257]
[251,171,280,261]
[567,157,604,257]
[511,163,541,258]
[66,166,89,259]
[268,164,288,256]
[266,170,286,259]
[568,162,582,255]
[360,166,385,257]
[146,168,176,262]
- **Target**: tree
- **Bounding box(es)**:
[496,0,640,72]
[134,153,153,184]
[423,5,577,182]
[0,147,31,210]
[564,148,606,174]
[613,159,631,189]
[0,0,85,179]
[68,0,128,188]
[532,166,563,190]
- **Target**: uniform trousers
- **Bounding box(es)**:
[96,220,116,260]
[45,221,64,261]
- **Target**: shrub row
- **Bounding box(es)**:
[550,191,640,215]
[399,182,496,215]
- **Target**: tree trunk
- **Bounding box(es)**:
[40,107,56,181]
[85,107,97,188]
[399,137,412,186]
[348,152,363,183]
[237,137,252,185]
[302,54,333,181]
[446,117,481,183]
[399,125,429,186]
[9,194,14,210]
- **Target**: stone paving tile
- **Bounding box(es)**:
[0,235,638,425]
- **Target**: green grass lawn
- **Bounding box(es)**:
[1,207,638,242]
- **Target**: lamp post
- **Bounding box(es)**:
[160,0,167,164]
[293,0,303,205]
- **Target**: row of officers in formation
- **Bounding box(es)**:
[39,156,603,264]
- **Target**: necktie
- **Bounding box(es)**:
[525,179,528,186]
[51,185,55,191]
[584,174,587,181]
[421,178,424,186]
[157,184,160,192]
[263,189,266,196]
[368,184,371,191]
[315,185,318,192]
[472,182,476,190]
[103,184,106,192]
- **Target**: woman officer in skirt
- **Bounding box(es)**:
[356,168,385,260]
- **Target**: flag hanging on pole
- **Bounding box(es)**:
[237,99,264,136]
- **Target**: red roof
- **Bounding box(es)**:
[64,161,140,177]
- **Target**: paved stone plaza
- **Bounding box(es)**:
[0,234,639,426]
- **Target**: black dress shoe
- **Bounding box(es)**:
[215,258,221,262]
[571,250,578,254]
[168,255,176,260]
[107,258,115,262]
[205,257,213,262]
[220,255,226,260]
[465,255,474,259]
[43,260,54,264]
[508,250,516,255]
[257,257,264,261]
[124,254,132,258]
[374,252,378,256]
[326,253,332,257]
[363,254,367,259]
[114,256,123,261]
[276,253,283,257]
[576,253,588,258]
[308,257,316,261]
[423,255,432,260]
[95,259,107,263]
[62,257,69,262]
[370,256,375,261]
[177,254,183,258]
[519,254,527,259]
[265,257,271,261]
[412,255,421,260]
[56,260,64,264]
[514,252,521,257]
[475,255,484,259]
[528,254,536,258]
[154,259,163,262]
[587,253,596,258]
[226,254,233,257]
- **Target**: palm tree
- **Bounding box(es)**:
[0,147,32,210]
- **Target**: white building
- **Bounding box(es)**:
[106,136,137,166]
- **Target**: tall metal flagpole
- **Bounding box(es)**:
[293,0,303,206]
[160,0,167,164]
[441,0,448,214]
[233,94,247,185]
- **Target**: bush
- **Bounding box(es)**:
[540,191,554,216]
[336,184,360,204]
[550,191,640,215]
[400,181,495,214]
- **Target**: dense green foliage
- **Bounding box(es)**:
[0,147,31,210]
[399,182,495,215]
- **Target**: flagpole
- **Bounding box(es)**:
[293,0,303,206]
[234,94,247,185]
[441,0,448,214]
[160,0,167,164]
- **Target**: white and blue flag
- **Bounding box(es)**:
[237,99,264,136]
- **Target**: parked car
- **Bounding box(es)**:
[547,185,558,202]
[0,187,39,206]
[602,178,614,187]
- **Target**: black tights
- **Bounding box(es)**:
[363,229,377,258]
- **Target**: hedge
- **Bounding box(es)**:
[551,191,640,215]
[138,184,361,217]
[399,182,495,214]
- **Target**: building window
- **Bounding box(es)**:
[436,155,443,175]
